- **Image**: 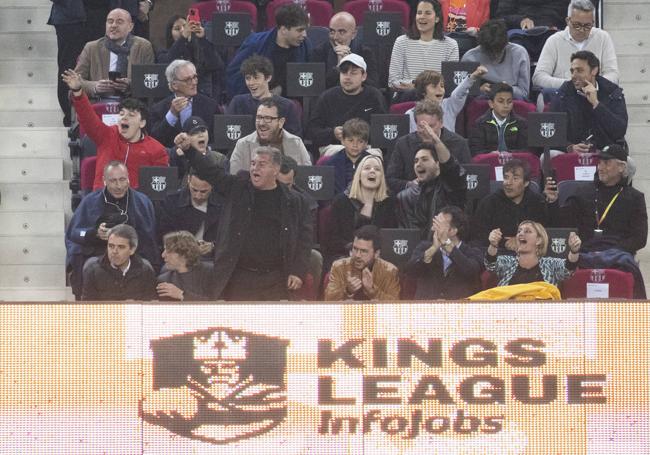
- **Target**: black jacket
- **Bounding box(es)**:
[468,111,528,156]
[387,130,471,194]
[310,40,378,89]
[405,240,483,299]
[550,75,627,150]
[185,147,313,299]
[149,93,221,147]
[157,262,214,301]
[81,254,157,301]
[496,0,569,30]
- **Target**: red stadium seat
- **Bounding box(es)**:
[389,101,415,115]
[80,156,97,195]
[464,98,536,131]
[343,0,411,29]
[562,269,634,299]
[78,101,120,138]
[480,270,498,289]
[317,204,334,250]
[550,152,599,183]
[471,152,541,181]
[293,273,317,300]
[191,0,258,30]
[316,154,332,165]
[266,0,333,28]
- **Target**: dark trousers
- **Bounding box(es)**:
[55,23,86,126]
[222,268,289,301]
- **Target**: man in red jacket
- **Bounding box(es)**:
[62,68,168,190]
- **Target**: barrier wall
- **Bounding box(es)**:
[0,301,648,454]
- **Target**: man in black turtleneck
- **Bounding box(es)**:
[65,161,158,299]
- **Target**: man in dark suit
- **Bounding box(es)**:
[148,59,221,147]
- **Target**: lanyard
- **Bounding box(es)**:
[595,187,623,228]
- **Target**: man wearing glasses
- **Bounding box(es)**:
[149,59,221,147]
[534,0,619,93]
[229,97,311,175]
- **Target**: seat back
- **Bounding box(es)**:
[342,0,410,28]
[78,101,120,138]
[306,25,330,48]
[464,98,536,131]
[80,156,97,195]
[266,0,333,28]
[192,0,258,29]
[557,180,593,207]
[389,101,415,115]
[551,152,599,183]
[562,269,634,299]
[471,152,541,181]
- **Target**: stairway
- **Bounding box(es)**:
[0,0,70,300]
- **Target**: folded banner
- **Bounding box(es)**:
[0,302,647,454]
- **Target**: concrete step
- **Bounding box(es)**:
[0,157,63,182]
[627,106,650,126]
[604,2,650,29]
[0,127,68,159]
[0,182,65,212]
[3,0,53,7]
[0,287,70,302]
[0,110,63,128]
[0,236,65,265]
[0,59,57,85]
[608,30,650,56]
[0,266,65,288]
[618,55,650,84]
[627,125,650,154]
[0,6,53,33]
[621,82,650,106]
[2,31,57,60]
[0,85,58,111]
[0,211,65,236]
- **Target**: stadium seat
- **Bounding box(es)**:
[551,152,599,182]
[464,98,536,131]
[293,273,317,300]
[389,101,415,115]
[78,101,120,138]
[342,0,411,29]
[562,269,634,299]
[306,26,330,49]
[191,0,258,30]
[266,0,333,28]
[80,156,97,196]
[557,180,593,207]
[471,152,541,181]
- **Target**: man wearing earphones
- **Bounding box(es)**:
[65,161,158,300]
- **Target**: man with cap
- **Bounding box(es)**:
[171,116,228,180]
[547,143,647,255]
[149,59,221,148]
[306,53,387,155]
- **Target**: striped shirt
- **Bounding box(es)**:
[388,35,459,87]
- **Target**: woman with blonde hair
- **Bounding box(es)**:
[324,155,397,267]
[157,230,213,301]
[485,220,581,286]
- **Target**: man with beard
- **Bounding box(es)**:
[229,98,311,175]
[324,225,400,301]
[307,54,386,154]
[62,68,168,190]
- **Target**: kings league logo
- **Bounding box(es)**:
[393,239,408,255]
[453,71,469,86]
[376,21,391,37]
[151,176,166,192]
[224,21,240,37]
[226,124,242,141]
[466,174,478,191]
[298,72,314,88]
[308,175,323,191]
[383,124,398,140]
[551,237,566,254]
[590,269,606,283]
[143,73,159,89]
[540,122,556,139]
[141,328,289,444]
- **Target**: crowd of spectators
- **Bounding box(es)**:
[53,0,647,302]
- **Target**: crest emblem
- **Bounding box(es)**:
[105,103,119,114]
[383,124,398,140]
[393,239,408,255]
[298,72,314,88]
[453,70,469,86]
[307,175,322,191]
[143,73,159,89]
[376,21,391,37]
[226,124,241,141]
[498,151,512,165]
[590,269,606,283]
[151,176,166,192]
[578,153,594,166]
[551,238,566,254]
[540,122,556,139]
[224,21,240,37]
[141,328,289,445]
[466,174,478,191]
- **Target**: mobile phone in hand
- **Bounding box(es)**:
[108,71,121,82]
[187,8,200,23]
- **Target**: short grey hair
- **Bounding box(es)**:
[253,146,282,166]
[165,59,195,86]
[108,224,138,249]
[568,0,595,17]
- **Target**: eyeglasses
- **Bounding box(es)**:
[255,115,280,123]
[568,20,593,31]
[176,74,198,84]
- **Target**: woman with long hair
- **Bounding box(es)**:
[485,221,581,286]
[325,155,397,266]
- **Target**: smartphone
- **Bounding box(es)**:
[108,71,121,82]
[187,7,200,23]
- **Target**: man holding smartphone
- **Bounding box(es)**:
[74,8,155,99]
